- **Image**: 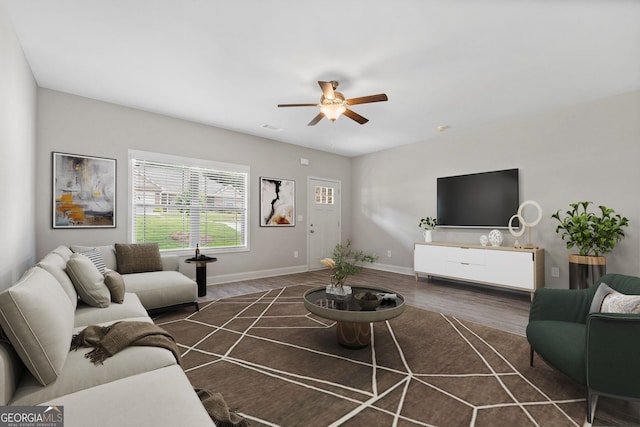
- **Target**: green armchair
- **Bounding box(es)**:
[526,273,640,422]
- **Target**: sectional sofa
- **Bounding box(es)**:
[0,244,214,426]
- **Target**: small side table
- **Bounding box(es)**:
[185,256,217,297]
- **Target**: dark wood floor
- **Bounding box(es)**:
[200,268,532,335]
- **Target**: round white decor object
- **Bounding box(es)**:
[517,200,543,227]
[509,214,526,237]
[488,229,503,246]
[479,235,489,246]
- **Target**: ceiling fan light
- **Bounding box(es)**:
[320,103,346,121]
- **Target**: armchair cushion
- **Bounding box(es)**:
[528,287,593,324]
[528,273,640,420]
[526,320,586,384]
[586,313,640,398]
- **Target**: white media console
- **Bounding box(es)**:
[414,242,544,294]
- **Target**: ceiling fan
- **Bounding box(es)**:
[277,81,388,126]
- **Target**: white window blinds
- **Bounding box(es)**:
[130,152,249,252]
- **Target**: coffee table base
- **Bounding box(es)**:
[337,321,371,349]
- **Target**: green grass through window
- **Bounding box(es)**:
[135,212,244,250]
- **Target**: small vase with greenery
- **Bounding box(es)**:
[320,240,377,293]
[418,217,437,242]
[551,201,629,256]
[418,217,437,231]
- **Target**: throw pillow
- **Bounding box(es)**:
[589,282,615,313]
[115,243,163,274]
[104,270,126,303]
[76,248,107,274]
[66,253,111,308]
[0,267,75,386]
[70,245,118,271]
[601,292,640,314]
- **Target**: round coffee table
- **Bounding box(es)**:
[303,286,405,348]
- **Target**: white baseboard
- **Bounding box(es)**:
[368,262,415,276]
[206,262,413,286]
[206,264,309,285]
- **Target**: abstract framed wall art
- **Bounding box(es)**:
[260,177,295,226]
[52,152,116,228]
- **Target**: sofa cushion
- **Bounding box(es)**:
[51,245,73,261]
[115,243,163,274]
[39,365,215,427]
[0,267,75,386]
[74,294,148,328]
[104,271,126,303]
[36,252,78,309]
[10,318,177,406]
[70,245,118,271]
[66,253,111,308]
[122,271,197,310]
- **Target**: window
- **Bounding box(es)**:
[129,150,249,252]
[315,186,334,205]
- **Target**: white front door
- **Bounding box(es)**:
[308,177,341,270]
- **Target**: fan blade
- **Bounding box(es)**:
[277,103,319,107]
[318,81,336,100]
[343,108,369,125]
[346,94,388,105]
[307,112,325,126]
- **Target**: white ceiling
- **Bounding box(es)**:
[3,0,640,157]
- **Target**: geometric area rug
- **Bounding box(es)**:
[154,284,587,426]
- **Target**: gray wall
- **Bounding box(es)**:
[0,4,37,290]
[353,91,640,289]
[35,89,352,282]
[3,0,638,291]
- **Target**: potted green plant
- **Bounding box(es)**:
[418,217,437,242]
[320,240,377,296]
[552,201,629,288]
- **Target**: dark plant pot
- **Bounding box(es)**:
[569,254,606,289]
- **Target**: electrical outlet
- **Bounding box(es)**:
[551,267,560,277]
[294,251,299,258]
[387,250,392,257]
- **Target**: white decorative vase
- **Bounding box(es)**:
[488,229,503,247]
[326,285,352,297]
[479,235,489,246]
[423,229,433,243]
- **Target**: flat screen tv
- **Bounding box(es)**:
[437,168,519,228]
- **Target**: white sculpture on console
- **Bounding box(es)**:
[509,200,542,248]
[488,229,503,246]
